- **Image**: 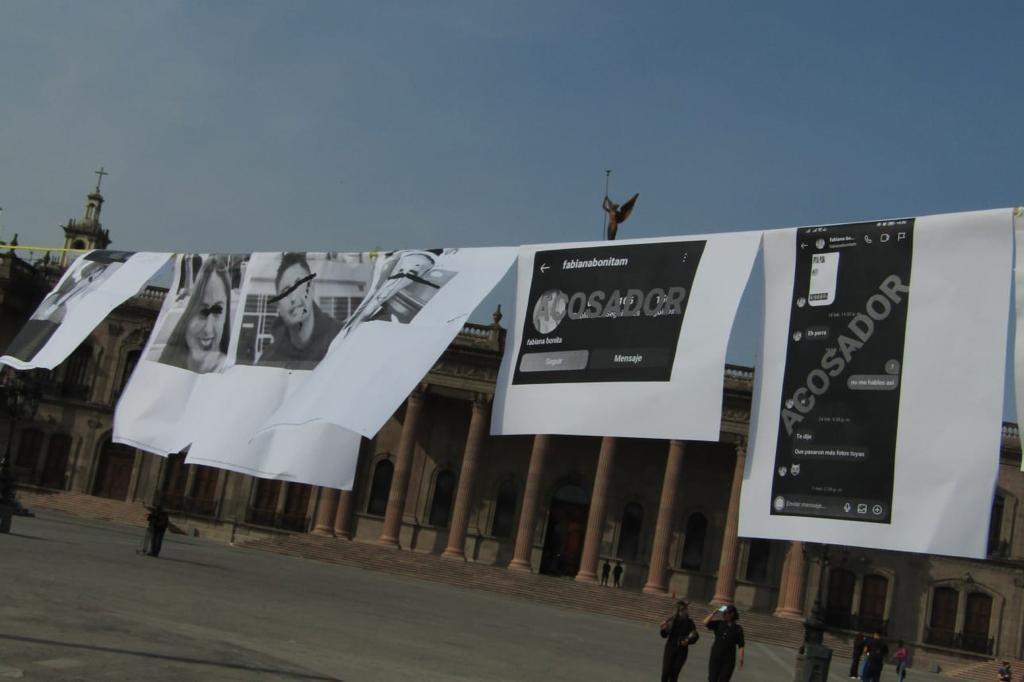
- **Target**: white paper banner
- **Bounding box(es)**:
[1,250,171,370]
[490,231,761,441]
[258,246,517,437]
[1013,208,1024,465]
[739,209,1012,559]
[114,253,251,455]
[116,247,515,488]
[183,368,364,489]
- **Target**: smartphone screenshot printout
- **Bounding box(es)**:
[512,241,705,385]
[771,220,914,524]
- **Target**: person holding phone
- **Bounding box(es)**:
[703,604,745,681]
[659,600,699,682]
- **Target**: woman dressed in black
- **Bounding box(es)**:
[659,600,699,682]
[703,604,745,682]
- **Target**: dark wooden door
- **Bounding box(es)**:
[560,503,587,576]
[190,465,220,516]
[541,499,589,577]
[40,434,71,489]
[963,593,993,653]
[929,587,958,647]
[92,441,135,500]
[825,569,856,629]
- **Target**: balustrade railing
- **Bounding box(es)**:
[923,627,993,655]
[245,507,310,532]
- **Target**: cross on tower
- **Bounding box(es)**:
[94,167,109,192]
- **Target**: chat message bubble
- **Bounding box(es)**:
[792,445,869,461]
[804,325,830,340]
[847,374,899,390]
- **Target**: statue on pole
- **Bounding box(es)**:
[602,170,638,241]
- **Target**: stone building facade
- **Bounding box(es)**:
[2,184,1024,668]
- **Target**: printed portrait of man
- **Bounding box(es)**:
[258,252,343,369]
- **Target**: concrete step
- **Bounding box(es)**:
[938,656,1020,681]
[17,489,149,528]
[241,534,810,651]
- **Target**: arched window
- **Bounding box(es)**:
[491,479,517,538]
[680,513,707,570]
[744,539,771,583]
[367,459,394,516]
[616,502,643,561]
[988,494,1006,557]
[929,586,959,647]
[41,433,71,489]
[824,568,856,629]
[62,344,93,400]
[118,349,142,396]
[963,593,993,654]
[859,575,888,632]
[428,469,456,527]
[14,428,44,468]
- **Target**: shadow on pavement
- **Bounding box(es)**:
[3,533,52,542]
[0,633,341,681]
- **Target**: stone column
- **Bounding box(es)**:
[184,463,198,499]
[643,440,686,594]
[443,395,491,560]
[774,541,807,619]
[333,490,354,539]
[712,440,747,604]
[274,482,289,517]
[508,434,550,572]
[379,387,426,547]
[775,542,792,611]
[311,487,340,535]
[575,436,617,583]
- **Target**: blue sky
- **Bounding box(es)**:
[2,1,1022,415]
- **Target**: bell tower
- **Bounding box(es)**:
[59,167,112,267]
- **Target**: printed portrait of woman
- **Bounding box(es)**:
[159,256,231,373]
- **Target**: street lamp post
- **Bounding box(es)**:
[0,369,42,532]
[792,543,834,682]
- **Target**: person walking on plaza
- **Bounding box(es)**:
[860,631,888,682]
[703,604,745,682]
[659,600,699,682]
[143,501,170,558]
[891,640,908,682]
[997,659,1011,682]
[849,632,865,678]
[613,560,623,587]
[601,559,611,586]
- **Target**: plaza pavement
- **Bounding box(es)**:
[0,510,948,681]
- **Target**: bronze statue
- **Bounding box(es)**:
[603,192,639,241]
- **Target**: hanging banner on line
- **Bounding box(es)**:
[1012,208,1024,467]
[113,253,252,455]
[490,231,761,441]
[254,246,516,438]
[0,250,171,370]
[115,247,515,489]
[739,208,1012,559]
